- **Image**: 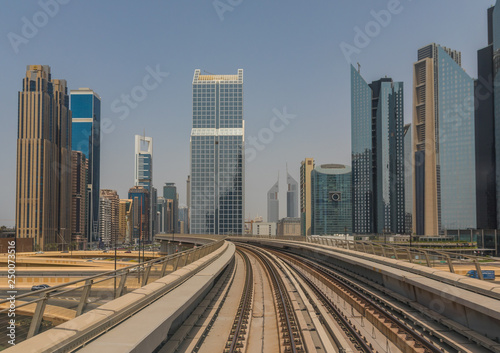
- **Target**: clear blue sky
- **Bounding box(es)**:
[0,0,494,226]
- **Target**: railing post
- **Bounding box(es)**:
[142,263,153,286]
[353,241,359,252]
[161,258,169,277]
[370,243,376,254]
[473,259,484,280]
[393,247,399,260]
[76,279,93,316]
[380,245,386,258]
[116,271,128,298]
[422,251,431,267]
[445,255,455,273]
[27,294,49,338]
[361,243,367,253]
[406,249,412,263]
[173,254,181,271]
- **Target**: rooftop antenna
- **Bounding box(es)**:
[357,62,361,73]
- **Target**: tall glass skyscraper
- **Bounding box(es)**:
[190,69,244,235]
[404,124,413,234]
[351,66,405,234]
[71,88,101,244]
[134,134,154,240]
[413,44,476,235]
[267,178,279,223]
[311,164,352,235]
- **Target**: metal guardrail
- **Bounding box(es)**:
[0,239,224,346]
[244,235,493,280]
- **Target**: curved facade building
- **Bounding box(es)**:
[311,164,352,235]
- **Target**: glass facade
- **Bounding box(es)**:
[267,179,279,223]
[70,89,101,243]
[351,66,405,234]
[437,46,476,230]
[493,3,500,226]
[351,65,373,233]
[190,70,244,235]
[311,164,352,235]
[287,172,299,218]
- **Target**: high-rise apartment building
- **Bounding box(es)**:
[71,151,88,248]
[70,88,101,244]
[190,69,244,235]
[300,158,315,236]
[351,66,405,234]
[287,171,299,218]
[413,44,476,235]
[99,197,112,246]
[311,164,352,235]
[404,124,413,234]
[118,199,133,244]
[267,178,279,223]
[16,65,72,251]
[100,189,119,245]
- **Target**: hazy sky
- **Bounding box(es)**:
[0,0,494,227]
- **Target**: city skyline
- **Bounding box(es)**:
[0,1,495,227]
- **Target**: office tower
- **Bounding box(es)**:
[413,44,476,235]
[179,206,189,234]
[128,186,149,242]
[16,65,72,251]
[151,186,157,237]
[100,190,119,245]
[311,164,352,235]
[118,199,133,244]
[300,158,315,236]
[71,151,88,248]
[287,170,299,218]
[135,134,154,240]
[156,197,167,233]
[351,66,405,234]
[71,88,101,244]
[190,69,244,235]
[163,183,179,233]
[475,5,498,230]
[99,198,112,246]
[404,124,413,234]
[267,178,279,223]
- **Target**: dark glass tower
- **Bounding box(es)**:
[351,66,405,234]
[190,69,244,235]
[475,6,497,230]
[71,88,101,244]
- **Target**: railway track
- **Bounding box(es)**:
[238,245,305,353]
[273,249,444,353]
[225,249,254,353]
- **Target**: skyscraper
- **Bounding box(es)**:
[134,134,154,239]
[413,44,476,235]
[128,186,149,242]
[70,88,101,244]
[287,170,299,218]
[16,65,72,251]
[163,183,179,233]
[100,189,119,246]
[404,124,413,234]
[99,197,112,246]
[311,164,352,235]
[475,5,498,230]
[300,158,315,236]
[118,199,133,244]
[267,178,279,223]
[351,66,405,234]
[71,151,88,248]
[190,69,244,235]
